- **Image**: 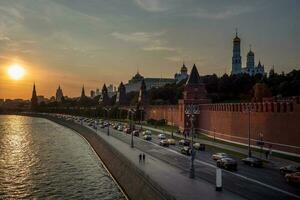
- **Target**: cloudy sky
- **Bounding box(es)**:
[0,0,299,99]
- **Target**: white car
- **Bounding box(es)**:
[142,130,152,136]
[158,134,166,139]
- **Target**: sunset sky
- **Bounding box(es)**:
[0,0,299,99]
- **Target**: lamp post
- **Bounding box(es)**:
[128,108,136,148]
[103,107,111,136]
[185,104,200,179]
[140,107,144,131]
[169,107,174,138]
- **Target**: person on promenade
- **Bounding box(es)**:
[142,153,145,163]
[139,154,142,163]
[265,150,270,160]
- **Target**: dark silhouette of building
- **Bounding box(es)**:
[81,85,86,99]
[56,85,64,102]
[184,64,208,102]
[116,82,128,105]
[100,84,110,105]
[138,79,147,106]
[31,83,38,110]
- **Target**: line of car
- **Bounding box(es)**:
[54,114,300,185]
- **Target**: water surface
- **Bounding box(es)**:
[0,115,125,199]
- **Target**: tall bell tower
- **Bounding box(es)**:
[231,30,242,75]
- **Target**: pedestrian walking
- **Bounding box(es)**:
[139,154,142,163]
[265,150,270,160]
[269,145,273,159]
[142,153,145,162]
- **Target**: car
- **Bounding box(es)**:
[280,165,300,175]
[143,135,152,141]
[179,139,190,146]
[124,128,131,134]
[142,130,152,136]
[99,124,105,128]
[181,146,191,156]
[193,143,205,151]
[132,130,139,137]
[117,126,123,131]
[159,139,169,147]
[242,157,263,167]
[113,124,119,129]
[158,134,166,139]
[285,172,300,184]
[212,153,229,160]
[216,158,238,171]
[167,138,176,145]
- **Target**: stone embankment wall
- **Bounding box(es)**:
[31,114,174,200]
[145,97,300,155]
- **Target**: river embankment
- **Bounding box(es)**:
[26,114,175,200]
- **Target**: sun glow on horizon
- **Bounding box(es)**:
[7,64,25,80]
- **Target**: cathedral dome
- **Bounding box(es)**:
[233,36,240,42]
[133,72,144,79]
[181,63,187,73]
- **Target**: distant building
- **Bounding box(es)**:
[95,88,100,96]
[90,90,95,98]
[31,83,38,110]
[37,96,47,104]
[107,84,117,98]
[174,63,189,83]
[125,71,174,93]
[116,82,128,105]
[55,85,64,102]
[231,31,265,76]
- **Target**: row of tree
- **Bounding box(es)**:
[38,69,300,108]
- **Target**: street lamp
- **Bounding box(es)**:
[128,108,136,148]
[185,104,200,179]
[139,106,144,131]
[169,107,174,138]
[103,107,111,136]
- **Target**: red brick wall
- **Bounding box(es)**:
[145,101,300,155]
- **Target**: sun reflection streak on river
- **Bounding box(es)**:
[0,115,124,199]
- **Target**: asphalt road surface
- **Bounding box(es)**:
[79,119,300,200]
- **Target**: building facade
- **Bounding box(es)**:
[231,32,265,76]
[55,85,64,102]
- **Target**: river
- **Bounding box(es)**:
[0,115,125,199]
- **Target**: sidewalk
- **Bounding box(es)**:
[94,126,244,200]
[135,124,298,168]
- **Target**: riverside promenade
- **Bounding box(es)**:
[40,115,243,200]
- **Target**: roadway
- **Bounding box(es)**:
[78,118,300,200]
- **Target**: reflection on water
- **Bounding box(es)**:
[0,115,125,199]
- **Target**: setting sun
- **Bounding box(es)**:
[7,64,25,80]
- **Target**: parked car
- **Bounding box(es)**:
[179,139,190,146]
[181,146,191,156]
[217,158,238,171]
[159,139,169,147]
[193,143,205,151]
[143,135,152,141]
[167,138,176,145]
[280,165,300,175]
[158,134,166,139]
[142,130,152,136]
[285,172,300,184]
[132,130,139,137]
[99,124,105,128]
[242,157,263,167]
[212,153,229,160]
